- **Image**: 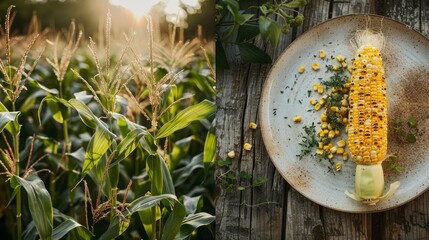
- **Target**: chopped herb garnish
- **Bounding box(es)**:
[297,123,317,160]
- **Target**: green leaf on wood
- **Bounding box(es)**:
[259,16,281,47]
[238,43,272,64]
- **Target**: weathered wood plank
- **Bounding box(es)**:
[286,189,325,240]
[385,0,420,30]
[421,0,429,37]
[331,0,375,17]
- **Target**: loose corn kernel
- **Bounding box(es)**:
[328,130,336,138]
[316,148,324,155]
[321,122,328,129]
[323,129,329,135]
[337,139,346,147]
[312,83,319,91]
[330,146,337,153]
[298,65,305,73]
[243,143,252,151]
[314,103,321,110]
[342,61,348,68]
[317,85,325,94]
[309,98,316,105]
[328,153,334,159]
[249,122,258,129]
[318,98,326,105]
[343,152,349,161]
[330,106,339,112]
[321,113,327,122]
[332,65,340,71]
[318,142,324,149]
[341,99,348,106]
[336,55,345,63]
[342,117,348,124]
[227,151,236,158]
[335,129,340,136]
[336,147,344,154]
[312,62,320,71]
[319,50,327,59]
[293,116,302,123]
[335,162,342,171]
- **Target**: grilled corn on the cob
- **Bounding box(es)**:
[345,29,400,205]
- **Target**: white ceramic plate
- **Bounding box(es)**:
[260,14,429,213]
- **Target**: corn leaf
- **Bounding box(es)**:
[158,154,176,195]
[110,127,148,168]
[99,194,177,240]
[174,153,203,187]
[175,212,216,240]
[0,111,19,133]
[203,120,216,177]
[170,136,193,171]
[146,155,163,195]
[156,100,215,139]
[82,125,113,177]
[38,95,71,124]
[69,99,114,135]
[161,203,186,240]
[52,219,93,240]
[11,176,53,240]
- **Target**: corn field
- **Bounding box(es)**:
[0,5,215,240]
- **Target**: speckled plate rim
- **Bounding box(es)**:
[259,13,429,213]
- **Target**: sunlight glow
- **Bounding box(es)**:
[110,0,204,27]
[110,0,159,19]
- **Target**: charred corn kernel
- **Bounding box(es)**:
[249,122,258,129]
[337,139,346,147]
[293,116,302,123]
[309,98,316,105]
[312,62,320,71]
[319,50,327,59]
[332,65,340,71]
[298,65,305,73]
[336,55,345,63]
[317,85,325,94]
[313,83,319,91]
[336,147,344,154]
[316,148,324,155]
[328,130,335,138]
[330,146,337,153]
[227,151,236,158]
[342,152,349,161]
[328,153,334,159]
[243,143,252,151]
[335,162,342,171]
[342,117,348,124]
[314,103,322,110]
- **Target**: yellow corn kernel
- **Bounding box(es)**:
[341,99,348,106]
[243,143,252,151]
[320,113,327,122]
[318,142,324,149]
[318,98,326,106]
[249,122,258,129]
[337,139,346,147]
[328,153,334,159]
[323,145,330,151]
[330,106,339,112]
[298,65,305,73]
[323,129,329,135]
[343,152,348,161]
[342,61,348,68]
[312,83,319,91]
[321,122,328,129]
[330,146,337,153]
[312,62,320,71]
[227,151,236,158]
[316,148,324,155]
[332,65,340,71]
[319,50,327,59]
[335,129,340,136]
[314,103,321,111]
[335,162,342,171]
[342,117,348,124]
[336,147,344,154]
[317,85,324,94]
[309,98,316,105]
[336,55,345,63]
[293,116,302,123]
[328,130,335,138]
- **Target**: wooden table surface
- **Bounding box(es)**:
[216,0,429,239]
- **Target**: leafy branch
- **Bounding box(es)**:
[216,0,307,68]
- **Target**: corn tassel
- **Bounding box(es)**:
[345,29,400,205]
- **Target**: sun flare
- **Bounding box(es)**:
[110,0,160,20]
